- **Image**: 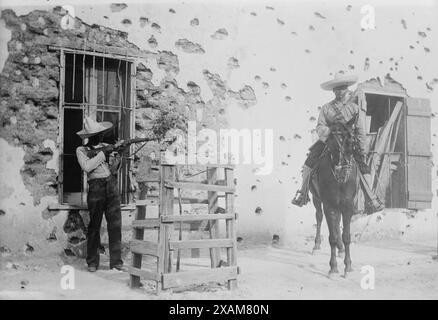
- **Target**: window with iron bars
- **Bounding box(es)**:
[59,50,135,205]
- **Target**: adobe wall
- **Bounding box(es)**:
[0,7,251,255]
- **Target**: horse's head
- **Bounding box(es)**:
[326,116,357,184]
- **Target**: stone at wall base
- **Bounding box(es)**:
[66,240,87,259]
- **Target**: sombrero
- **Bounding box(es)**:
[76,116,113,139]
[320,72,358,91]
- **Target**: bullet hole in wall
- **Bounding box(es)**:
[121,19,132,26]
[47,227,57,241]
[148,35,158,48]
[110,3,128,12]
[314,12,326,19]
[211,28,229,40]
[151,22,161,33]
[255,207,263,215]
[25,242,34,254]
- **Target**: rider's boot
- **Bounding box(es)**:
[292,165,312,207]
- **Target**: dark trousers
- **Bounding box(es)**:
[86,176,123,268]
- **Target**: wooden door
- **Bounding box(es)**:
[405,97,433,209]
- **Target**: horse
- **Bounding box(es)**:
[314,120,358,277]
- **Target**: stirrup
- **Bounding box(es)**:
[292,190,309,207]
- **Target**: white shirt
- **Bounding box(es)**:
[76,144,111,180]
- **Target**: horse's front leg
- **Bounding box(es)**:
[324,209,339,276]
[335,213,344,255]
[312,197,323,253]
[341,206,353,277]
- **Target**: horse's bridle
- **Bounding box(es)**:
[329,127,355,184]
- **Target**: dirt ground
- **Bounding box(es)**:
[1,239,437,300]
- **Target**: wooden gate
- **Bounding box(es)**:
[127,163,239,292]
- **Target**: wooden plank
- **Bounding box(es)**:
[165,181,235,193]
[406,97,431,117]
[206,164,235,169]
[138,196,208,205]
[159,163,235,169]
[179,197,209,204]
[158,165,175,286]
[169,239,234,250]
[357,83,407,98]
[161,214,234,223]
[408,191,434,202]
[48,203,135,211]
[407,116,431,156]
[133,221,201,233]
[130,240,159,256]
[130,182,148,288]
[376,153,391,203]
[136,179,160,183]
[405,99,432,206]
[408,201,431,210]
[162,266,238,289]
[225,167,238,290]
[175,166,184,272]
[135,199,159,206]
[207,167,221,268]
[132,218,160,228]
[407,156,433,208]
[369,101,403,188]
[127,266,160,282]
[58,49,65,204]
[149,196,208,204]
[178,179,227,185]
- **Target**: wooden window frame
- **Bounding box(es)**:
[57,48,137,206]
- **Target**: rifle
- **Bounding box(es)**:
[86,136,178,158]
[86,137,155,158]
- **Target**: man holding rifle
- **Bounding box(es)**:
[76,117,128,272]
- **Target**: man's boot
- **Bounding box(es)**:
[362,173,385,213]
[292,165,312,207]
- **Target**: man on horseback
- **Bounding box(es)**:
[292,73,384,213]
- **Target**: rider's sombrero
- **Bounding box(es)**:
[76,116,113,139]
[320,73,358,91]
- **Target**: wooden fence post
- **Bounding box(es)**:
[158,165,175,291]
[129,182,148,288]
[207,167,221,268]
[225,167,237,289]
